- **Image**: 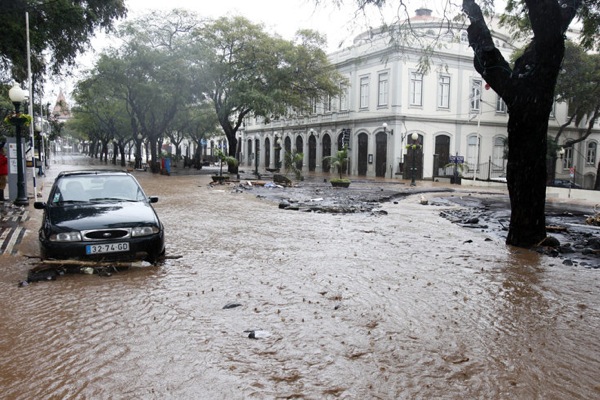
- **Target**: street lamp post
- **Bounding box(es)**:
[254,138,260,177]
[135,133,143,169]
[275,136,282,171]
[410,132,419,186]
[8,83,29,206]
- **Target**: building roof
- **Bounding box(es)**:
[52,89,71,121]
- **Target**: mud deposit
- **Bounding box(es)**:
[1,157,599,399]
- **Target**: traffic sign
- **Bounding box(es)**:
[450,155,464,164]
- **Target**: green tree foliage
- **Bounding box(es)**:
[189,16,346,171]
[91,10,199,172]
[180,101,221,165]
[0,0,127,83]
[71,74,129,164]
[324,145,349,180]
[284,151,304,181]
[553,41,600,144]
[70,10,345,176]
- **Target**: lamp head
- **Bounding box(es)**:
[383,123,393,135]
[9,83,26,104]
[411,132,419,141]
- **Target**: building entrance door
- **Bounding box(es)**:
[375,132,387,177]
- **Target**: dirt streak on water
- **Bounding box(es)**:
[0,158,599,399]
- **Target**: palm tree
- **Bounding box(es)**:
[284,150,304,181]
[213,148,238,182]
[324,145,349,180]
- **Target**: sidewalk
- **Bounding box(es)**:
[0,203,29,255]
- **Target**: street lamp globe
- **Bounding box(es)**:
[8,83,26,104]
[382,122,388,130]
[411,132,419,141]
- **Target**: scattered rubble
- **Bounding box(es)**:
[435,195,600,269]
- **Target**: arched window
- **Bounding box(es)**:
[466,135,480,171]
[492,136,507,170]
[562,147,573,170]
[586,142,597,165]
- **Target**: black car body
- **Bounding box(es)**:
[550,179,582,189]
[34,170,165,263]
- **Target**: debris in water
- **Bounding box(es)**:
[223,302,242,309]
[244,330,271,339]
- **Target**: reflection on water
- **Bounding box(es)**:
[0,156,599,399]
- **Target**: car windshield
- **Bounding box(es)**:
[53,175,146,204]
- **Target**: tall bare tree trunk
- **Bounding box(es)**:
[463,0,580,247]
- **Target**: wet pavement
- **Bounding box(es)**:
[1,154,599,399]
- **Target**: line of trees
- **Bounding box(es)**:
[70,10,345,172]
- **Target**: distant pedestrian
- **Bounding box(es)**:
[0,146,7,201]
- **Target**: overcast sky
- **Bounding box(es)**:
[46,0,358,102]
[124,0,362,50]
[46,0,456,104]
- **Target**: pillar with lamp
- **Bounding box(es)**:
[382,123,394,178]
[6,83,30,206]
[407,132,420,186]
[135,133,143,170]
[275,133,282,171]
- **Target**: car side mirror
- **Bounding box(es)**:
[148,196,159,203]
[33,201,47,210]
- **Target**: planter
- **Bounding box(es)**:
[211,175,230,183]
[330,179,351,188]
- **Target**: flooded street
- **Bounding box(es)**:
[1,156,599,399]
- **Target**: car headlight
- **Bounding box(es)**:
[50,231,82,242]
[131,226,159,237]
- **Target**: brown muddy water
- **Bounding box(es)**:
[1,156,599,399]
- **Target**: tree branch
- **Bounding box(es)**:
[462,0,512,97]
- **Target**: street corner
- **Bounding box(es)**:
[0,202,30,255]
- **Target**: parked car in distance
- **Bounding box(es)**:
[34,170,165,263]
[550,179,582,189]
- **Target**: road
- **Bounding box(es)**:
[0,155,599,399]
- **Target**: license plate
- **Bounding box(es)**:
[86,242,130,255]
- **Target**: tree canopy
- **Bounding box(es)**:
[0,0,127,83]
[190,16,345,165]
[70,10,345,173]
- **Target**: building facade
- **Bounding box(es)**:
[237,9,599,188]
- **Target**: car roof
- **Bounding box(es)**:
[57,170,131,178]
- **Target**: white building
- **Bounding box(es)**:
[239,8,599,188]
